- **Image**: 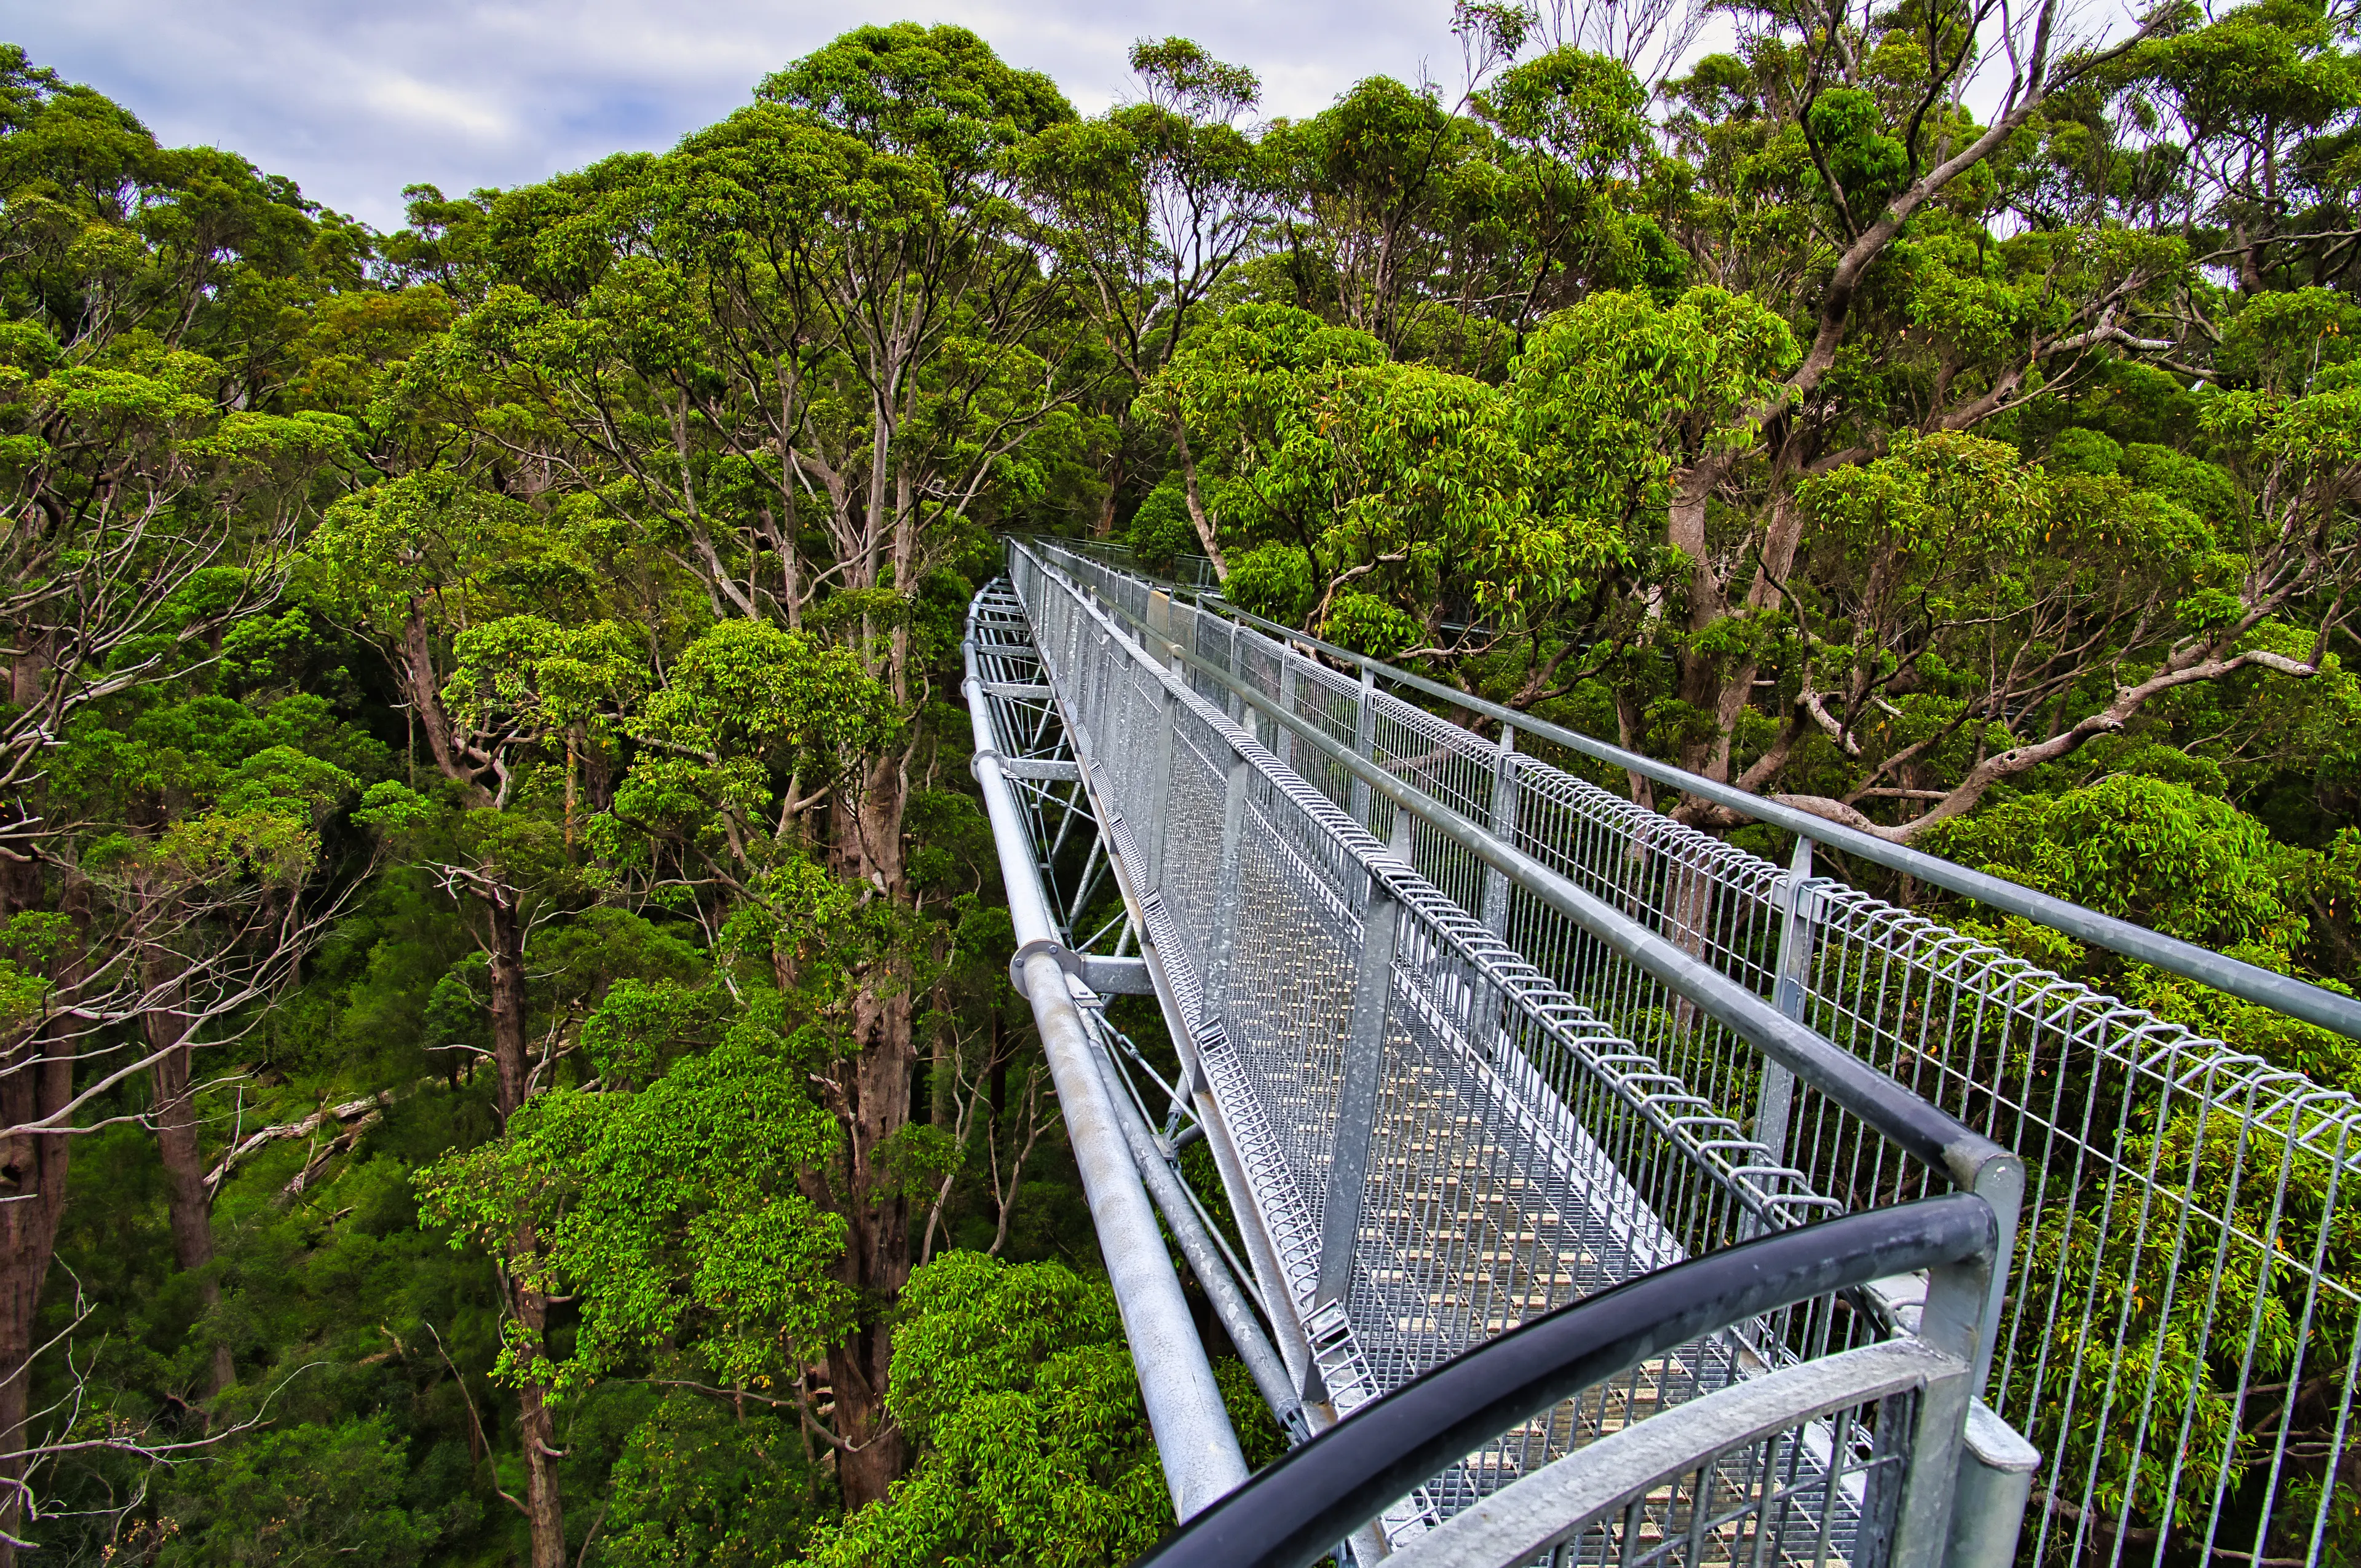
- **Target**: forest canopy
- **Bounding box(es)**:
[1,0,2359,1561]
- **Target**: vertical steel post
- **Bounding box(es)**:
[1465,726,1519,1069]
[1348,669,1377,828]
[1756,834,1816,1167]
[1884,1240,1991,1568]
[1947,1400,2041,1568]
[1144,685,1177,892]
[1276,651,1298,775]
[1315,867,1401,1310]
[1226,618,1244,728]
[1481,724,1517,939]
[1964,1152,2024,1394]
[1885,1146,2019,1568]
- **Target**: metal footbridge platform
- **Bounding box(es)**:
[962,540,2361,1568]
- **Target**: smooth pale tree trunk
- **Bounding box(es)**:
[1168,420,1230,580]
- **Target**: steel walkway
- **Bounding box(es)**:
[962,540,2361,1568]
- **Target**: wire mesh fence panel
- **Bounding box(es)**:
[1502,738,2361,1566]
[1024,537,2361,1568]
[1527,1384,1917,1568]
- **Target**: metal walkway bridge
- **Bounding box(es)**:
[962,540,2361,1568]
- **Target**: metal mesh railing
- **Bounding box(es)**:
[1026,537,2361,1568]
[1396,1339,1958,1568]
[1010,544,2017,1558]
[1142,1207,2004,1568]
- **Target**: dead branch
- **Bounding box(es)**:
[205,1084,428,1197]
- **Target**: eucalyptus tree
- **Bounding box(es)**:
[1159,0,2361,846]
[1559,0,2361,838]
[1026,38,1273,564]
[2126,0,2361,291]
[0,56,382,1559]
[308,471,650,1566]
[1142,301,1624,660]
[404,22,1089,1510]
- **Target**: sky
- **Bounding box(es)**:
[1,0,1473,230]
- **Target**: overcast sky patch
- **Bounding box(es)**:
[3,0,1460,228]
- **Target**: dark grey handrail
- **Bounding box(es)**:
[1135,1193,1997,1568]
[1112,559,2361,1044]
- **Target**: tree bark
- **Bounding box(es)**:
[488,893,529,1126]
[1168,419,1230,581]
[0,873,87,1568]
[147,999,232,1395]
[1096,446,1125,539]
[401,604,469,789]
[398,581,566,1562]
[483,893,566,1567]
[1666,457,1741,780]
[509,1223,567,1568]
[820,751,915,1513]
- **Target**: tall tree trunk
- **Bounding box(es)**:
[1167,420,1230,580]
[508,1222,567,1568]
[0,873,87,1568]
[147,995,231,1395]
[1701,490,1806,786]
[401,604,468,787]
[409,604,564,1561]
[485,888,566,1567]
[488,893,529,1125]
[820,752,914,1513]
[1096,446,1125,539]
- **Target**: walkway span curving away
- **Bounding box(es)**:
[963,539,2361,1568]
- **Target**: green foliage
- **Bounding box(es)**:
[159,1418,440,1566]
[1126,478,1197,572]
[1146,302,1626,632]
[17,6,2361,1561]
[1806,89,1910,216]
[1513,286,1799,528]
[805,1253,1279,1567]
[416,1000,852,1403]
[1931,774,2303,950]
[2003,1104,2358,1542]
[598,1394,826,1566]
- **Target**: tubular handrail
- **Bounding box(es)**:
[1134,1194,1999,1568]
[1056,541,2361,1044]
[963,591,1251,1518]
[1379,1338,1971,1568]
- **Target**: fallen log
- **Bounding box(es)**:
[204,1085,420,1196]
[276,1114,382,1206]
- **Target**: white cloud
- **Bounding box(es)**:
[360,74,518,145]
